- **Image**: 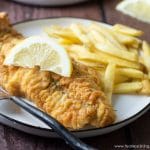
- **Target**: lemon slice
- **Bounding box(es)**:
[4,36,72,77]
[116,0,150,23]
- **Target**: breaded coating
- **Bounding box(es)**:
[0,12,115,129]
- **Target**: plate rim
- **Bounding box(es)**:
[0,102,149,133]
[0,17,149,134]
[12,16,109,26]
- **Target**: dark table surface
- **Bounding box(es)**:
[0,0,150,150]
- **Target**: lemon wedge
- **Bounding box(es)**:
[116,0,150,23]
[4,36,72,77]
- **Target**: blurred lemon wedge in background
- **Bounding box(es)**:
[116,0,150,24]
[4,36,72,77]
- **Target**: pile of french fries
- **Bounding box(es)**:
[45,22,150,103]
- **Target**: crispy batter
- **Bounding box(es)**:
[0,12,115,129]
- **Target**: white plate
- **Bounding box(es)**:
[0,18,149,138]
[12,0,88,6]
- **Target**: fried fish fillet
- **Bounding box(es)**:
[0,12,115,129]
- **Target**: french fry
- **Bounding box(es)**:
[79,50,142,69]
[77,60,105,68]
[138,56,144,65]
[95,42,138,62]
[112,31,141,48]
[92,23,141,50]
[116,68,144,79]
[70,24,92,47]
[88,30,138,62]
[142,41,150,73]
[130,38,142,49]
[66,45,95,62]
[45,26,81,43]
[113,82,143,94]
[68,44,141,69]
[90,23,128,51]
[140,80,150,95]
[104,63,116,103]
[128,47,138,55]
[45,26,72,37]
[67,44,90,53]
[114,75,130,84]
[112,24,143,37]
[58,38,75,45]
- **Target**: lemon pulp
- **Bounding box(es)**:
[4,36,72,77]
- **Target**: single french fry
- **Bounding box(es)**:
[45,26,72,37]
[114,75,130,84]
[142,41,150,73]
[67,44,90,53]
[116,68,144,79]
[77,60,105,68]
[45,26,81,43]
[58,38,74,45]
[113,82,143,94]
[104,63,116,103]
[112,24,143,37]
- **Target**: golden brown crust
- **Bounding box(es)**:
[0,12,116,129]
